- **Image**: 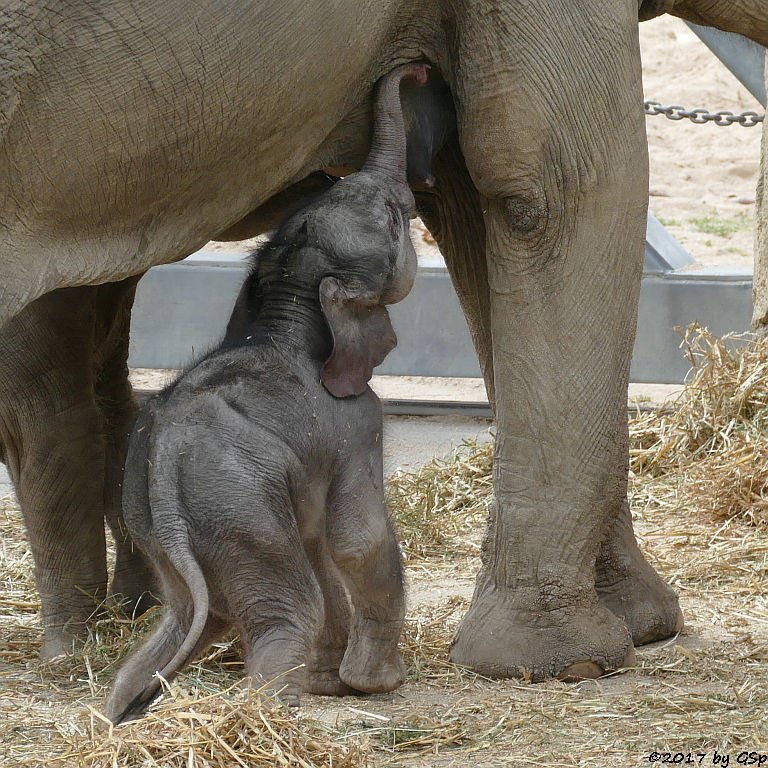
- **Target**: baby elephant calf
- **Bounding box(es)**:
[104,63,429,724]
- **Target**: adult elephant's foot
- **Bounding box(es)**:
[449,577,635,681]
[37,579,106,661]
[40,626,79,662]
[596,567,683,647]
[596,501,683,646]
[40,605,95,661]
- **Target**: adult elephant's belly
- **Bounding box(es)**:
[0,0,399,324]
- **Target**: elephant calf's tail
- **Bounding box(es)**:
[112,514,210,724]
[154,544,210,690]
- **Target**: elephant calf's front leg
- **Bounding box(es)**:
[329,481,406,694]
[303,536,357,696]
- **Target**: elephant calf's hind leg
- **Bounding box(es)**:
[231,526,324,705]
[304,537,358,696]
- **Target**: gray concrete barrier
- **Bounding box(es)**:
[128,251,754,385]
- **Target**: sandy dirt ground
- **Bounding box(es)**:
[3,416,768,767]
[641,16,763,269]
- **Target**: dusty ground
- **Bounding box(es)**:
[3,423,768,767]
[3,328,768,767]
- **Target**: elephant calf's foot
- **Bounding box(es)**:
[596,559,683,646]
[240,676,302,707]
[339,619,406,694]
[307,645,360,696]
[307,667,360,696]
[449,580,635,682]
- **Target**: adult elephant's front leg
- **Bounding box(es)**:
[596,494,683,645]
[0,288,109,659]
[447,0,655,679]
[0,280,153,659]
[415,139,494,404]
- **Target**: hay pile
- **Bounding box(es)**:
[386,440,492,562]
[629,325,768,525]
[387,325,768,537]
[52,683,372,768]
[401,596,470,682]
[0,499,38,666]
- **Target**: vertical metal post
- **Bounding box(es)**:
[685,22,767,107]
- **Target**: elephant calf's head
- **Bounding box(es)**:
[228,63,428,397]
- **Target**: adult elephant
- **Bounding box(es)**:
[0,0,762,677]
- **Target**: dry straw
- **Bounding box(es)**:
[53,682,373,768]
[5,325,768,765]
[629,325,768,525]
[386,438,492,562]
[387,324,768,538]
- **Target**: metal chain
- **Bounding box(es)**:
[644,99,764,127]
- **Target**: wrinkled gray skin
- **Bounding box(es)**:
[103,64,422,724]
[0,277,159,657]
[1,0,765,680]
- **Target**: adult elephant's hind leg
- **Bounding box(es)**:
[447,1,651,680]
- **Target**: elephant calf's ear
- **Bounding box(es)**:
[319,276,397,398]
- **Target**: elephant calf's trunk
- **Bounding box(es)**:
[363,63,430,186]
